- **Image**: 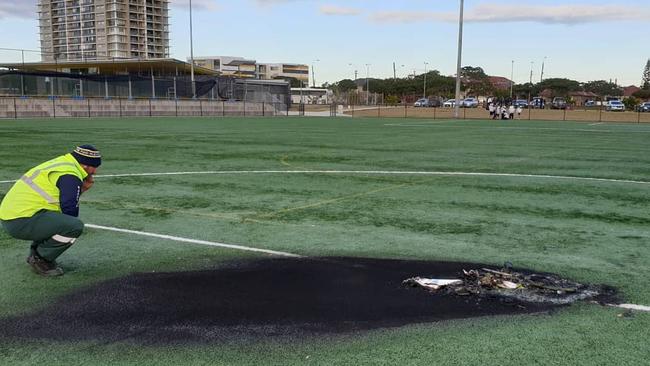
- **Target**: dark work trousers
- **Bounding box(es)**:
[1,210,84,262]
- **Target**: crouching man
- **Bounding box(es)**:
[0,145,101,277]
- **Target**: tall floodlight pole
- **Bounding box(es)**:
[312,59,320,87]
[21,49,25,96]
[529,61,534,101]
[454,0,464,119]
[189,0,196,98]
[347,63,357,105]
[365,63,371,105]
[348,62,358,81]
[510,60,514,98]
[423,61,429,98]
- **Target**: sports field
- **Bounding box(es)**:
[0,116,648,365]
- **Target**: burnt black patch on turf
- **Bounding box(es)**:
[0,257,599,344]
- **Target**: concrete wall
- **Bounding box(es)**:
[0,98,287,119]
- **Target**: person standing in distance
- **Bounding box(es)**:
[0,145,101,276]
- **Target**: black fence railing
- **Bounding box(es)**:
[293,103,650,123]
[3,99,650,124]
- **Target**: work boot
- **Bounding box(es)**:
[26,254,64,277]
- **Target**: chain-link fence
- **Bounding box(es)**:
[346,105,650,123]
[290,103,650,123]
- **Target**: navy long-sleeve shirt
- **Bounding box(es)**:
[56,174,82,217]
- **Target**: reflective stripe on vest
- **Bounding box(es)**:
[0,154,87,220]
[19,162,77,204]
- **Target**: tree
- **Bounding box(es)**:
[460,66,493,96]
[537,78,582,97]
[583,80,623,98]
[333,79,357,92]
[513,83,534,99]
[384,95,400,105]
[275,76,303,88]
[643,59,650,90]
[493,89,510,99]
[632,89,650,100]
[623,96,640,111]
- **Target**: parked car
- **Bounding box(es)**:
[584,100,596,107]
[530,97,545,109]
[414,98,429,107]
[427,97,444,107]
[513,100,529,108]
[443,99,456,108]
[461,97,479,108]
[606,100,625,111]
[637,102,650,112]
[551,97,567,110]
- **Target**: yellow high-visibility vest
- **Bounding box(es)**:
[0,154,88,220]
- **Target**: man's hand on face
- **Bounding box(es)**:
[81,175,94,193]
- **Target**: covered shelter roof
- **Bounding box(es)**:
[0,58,218,76]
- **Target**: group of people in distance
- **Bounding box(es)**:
[488,101,522,120]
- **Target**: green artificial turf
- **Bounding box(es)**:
[0,117,649,365]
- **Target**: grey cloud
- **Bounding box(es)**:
[0,0,219,19]
[0,0,36,19]
[319,5,361,16]
[370,5,650,25]
[171,0,219,11]
[253,0,302,5]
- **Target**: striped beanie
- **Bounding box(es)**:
[71,145,102,167]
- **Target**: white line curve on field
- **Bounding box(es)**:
[609,303,650,312]
[1,170,649,186]
[91,170,650,185]
[85,224,302,258]
[383,123,650,133]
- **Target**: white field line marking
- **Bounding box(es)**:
[384,123,650,133]
[493,127,614,133]
[384,120,455,126]
[589,122,605,126]
[85,224,302,258]
[608,303,650,312]
[96,170,650,185]
[2,170,649,186]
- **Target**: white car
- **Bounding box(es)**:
[414,98,428,107]
[443,99,456,108]
[462,98,479,108]
[606,100,625,111]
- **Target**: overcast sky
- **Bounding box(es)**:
[1,0,649,86]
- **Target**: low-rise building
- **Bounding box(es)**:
[569,91,598,106]
[258,63,309,84]
[623,85,641,98]
[191,56,308,83]
[192,56,257,78]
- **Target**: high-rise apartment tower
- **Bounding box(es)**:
[38,0,170,61]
